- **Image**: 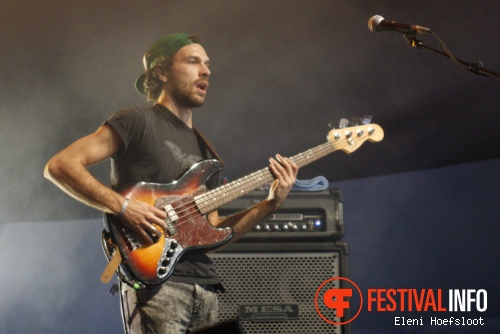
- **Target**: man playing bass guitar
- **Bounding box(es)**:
[44,33,298,334]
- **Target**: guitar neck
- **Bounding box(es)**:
[195,141,335,214]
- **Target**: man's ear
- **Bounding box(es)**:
[153,66,168,82]
[158,72,168,83]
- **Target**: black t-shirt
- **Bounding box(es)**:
[105,104,221,285]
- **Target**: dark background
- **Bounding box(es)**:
[1,1,498,333]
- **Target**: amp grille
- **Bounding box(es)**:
[209,250,350,334]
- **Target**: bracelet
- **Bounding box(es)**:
[117,198,130,218]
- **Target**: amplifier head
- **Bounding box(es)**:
[218,189,344,242]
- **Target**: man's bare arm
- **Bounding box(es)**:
[44,125,168,244]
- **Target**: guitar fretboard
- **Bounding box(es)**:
[194,141,336,214]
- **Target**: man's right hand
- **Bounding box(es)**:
[119,199,169,245]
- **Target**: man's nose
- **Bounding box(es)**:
[201,63,210,77]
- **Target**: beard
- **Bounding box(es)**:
[168,77,206,109]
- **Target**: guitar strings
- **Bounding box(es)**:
[163,139,343,228]
[159,138,344,231]
[165,138,345,227]
[167,141,337,221]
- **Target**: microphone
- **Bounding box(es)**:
[368,15,431,34]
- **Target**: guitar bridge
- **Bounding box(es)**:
[163,204,179,235]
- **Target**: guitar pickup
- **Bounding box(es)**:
[163,204,179,235]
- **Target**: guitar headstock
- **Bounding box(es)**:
[327,123,384,153]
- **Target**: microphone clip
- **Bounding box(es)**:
[403,34,423,48]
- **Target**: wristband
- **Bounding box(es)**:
[267,179,279,201]
[117,198,130,218]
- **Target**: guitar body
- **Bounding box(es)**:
[104,159,233,286]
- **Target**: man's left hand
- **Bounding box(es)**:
[268,154,299,210]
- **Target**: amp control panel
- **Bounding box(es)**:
[218,189,344,241]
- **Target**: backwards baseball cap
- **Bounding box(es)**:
[135,33,202,95]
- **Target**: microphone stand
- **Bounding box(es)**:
[403,33,500,80]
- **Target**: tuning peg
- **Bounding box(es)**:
[338,118,349,129]
[328,121,336,129]
[361,115,372,125]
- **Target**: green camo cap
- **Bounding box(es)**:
[135,33,202,95]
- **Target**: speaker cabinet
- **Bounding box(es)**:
[209,241,350,334]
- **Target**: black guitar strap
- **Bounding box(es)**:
[193,126,224,168]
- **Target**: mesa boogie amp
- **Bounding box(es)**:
[209,241,351,334]
[218,189,344,243]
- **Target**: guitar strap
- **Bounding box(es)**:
[193,126,224,167]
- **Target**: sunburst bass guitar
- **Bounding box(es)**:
[102,123,384,288]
